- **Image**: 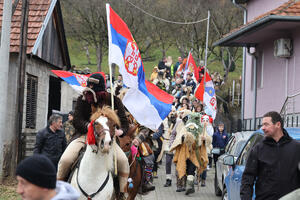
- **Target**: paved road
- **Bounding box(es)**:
[138,157,221,200]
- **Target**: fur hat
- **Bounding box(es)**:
[153,66,158,72]
[87,73,105,92]
[16,155,56,189]
[180,95,189,104]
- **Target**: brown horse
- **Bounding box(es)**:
[118,123,143,200]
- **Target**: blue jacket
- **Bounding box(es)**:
[212,129,228,149]
[152,124,164,140]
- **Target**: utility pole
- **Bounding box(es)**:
[16,0,29,164]
[0,0,12,180]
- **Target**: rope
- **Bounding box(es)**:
[125,148,138,168]
[129,152,137,167]
[113,139,118,176]
[124,0,208,25]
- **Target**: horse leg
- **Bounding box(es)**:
[127,159,142,200]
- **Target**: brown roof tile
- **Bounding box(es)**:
[0,0,52,53]
[223,0,300,38]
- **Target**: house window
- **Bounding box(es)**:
[26,74,38,129]
[251,51,264,90]
[257,51,264,89]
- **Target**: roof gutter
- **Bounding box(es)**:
[213,15,300,47]
[232,0,247,24]
[32,0,58,55]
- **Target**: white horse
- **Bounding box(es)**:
[70,106,121,200]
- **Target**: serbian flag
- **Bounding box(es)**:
[51,70,105,93]
[194,72,217,119]
[106,4,173,130]
[183,52,199,82]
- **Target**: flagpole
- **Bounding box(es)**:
[106,3,114,110]
[204,10,210,87]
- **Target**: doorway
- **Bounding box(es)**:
[48,76,61,119]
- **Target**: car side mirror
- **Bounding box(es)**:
[223,155,235,166]
[211,148,221,155]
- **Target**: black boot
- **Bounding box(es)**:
[142,182,155,193]
[201,179,206,187]
[164,179,172,187]
[185,176,195,195]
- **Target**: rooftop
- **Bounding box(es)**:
[0,0,51,53]
[214,0,300,47]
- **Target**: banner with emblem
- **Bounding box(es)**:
[51,70,105,94]
[106,4,173,130]
[194,71,217,119]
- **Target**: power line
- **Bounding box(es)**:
[125,0,208,25]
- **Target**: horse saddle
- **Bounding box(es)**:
[67,145,87,183]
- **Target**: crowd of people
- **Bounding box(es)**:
[15,55,300,200]
[18,57,228,199]
[110,55,229,195]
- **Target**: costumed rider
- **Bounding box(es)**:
[57,73,130,198]
[152,69,170,92]
[170,111,212,195]
[132,126,156,193]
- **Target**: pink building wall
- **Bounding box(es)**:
[244,28,300,119]
[243,0,300,119]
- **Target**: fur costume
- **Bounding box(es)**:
[72,91,129,138]
[170,112,212,178]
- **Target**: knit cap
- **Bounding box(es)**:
[16,154,56,189]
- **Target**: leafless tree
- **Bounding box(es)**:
[61,0,109,71]
[61,0,243,81]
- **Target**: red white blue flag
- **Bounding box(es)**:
[106,4,173,130]
[194,72,217,119]
[183,52,199,82]
[51,70,105,93]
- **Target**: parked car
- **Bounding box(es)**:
[214,131,253,196]
[222,128,300,200]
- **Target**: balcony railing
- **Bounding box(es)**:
[242,91,300,131]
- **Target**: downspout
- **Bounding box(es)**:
[247,47,257,130]
[232,0,247,130]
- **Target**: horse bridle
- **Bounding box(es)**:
[76,164,110,200]
[91,121,112,153]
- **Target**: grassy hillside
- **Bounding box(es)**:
[0,179,20,200]
[67,38,242,83]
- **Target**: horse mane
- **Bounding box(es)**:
[90,106,121,128]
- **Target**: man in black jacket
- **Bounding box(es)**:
[34,114,67,169]
[241,111,300,200]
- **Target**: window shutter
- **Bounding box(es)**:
[25,74,38,129]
